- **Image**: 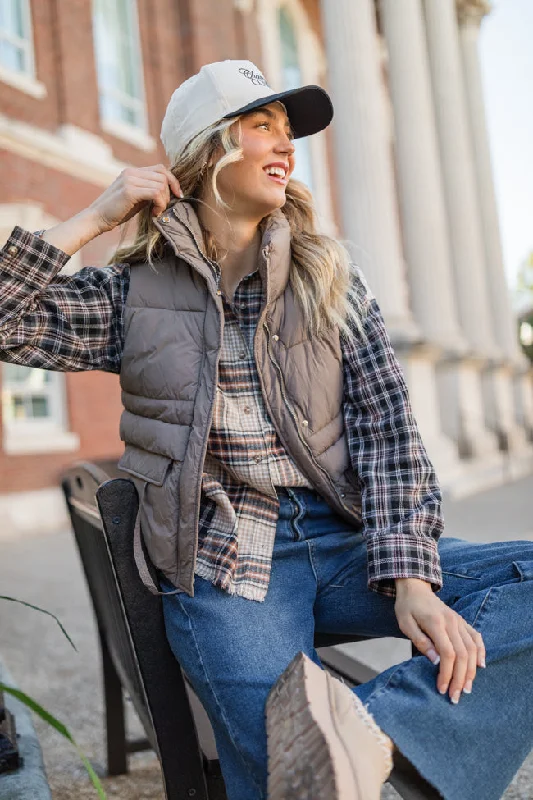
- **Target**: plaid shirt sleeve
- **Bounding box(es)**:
[341,266,443,597]
[0,226,129,373]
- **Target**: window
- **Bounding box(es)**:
[0,0,33,76]
[278,7,313,190]
[0,204,79,454]
[1,363,79,454]
[257,0,334,231]
[2,364,64,427]
[92,0,147,131]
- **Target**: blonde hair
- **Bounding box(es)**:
[111,113,365,339]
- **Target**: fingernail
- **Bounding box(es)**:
[439,685,447,695]
[427,649,440,666]
[480,658,486,668]
[451,691,461,705]
[463,681,472,694]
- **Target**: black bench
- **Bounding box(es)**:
[61,461,438,800]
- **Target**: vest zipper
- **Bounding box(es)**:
[158,217,355,562]
[154,215,223,588]
[174,217,221,288]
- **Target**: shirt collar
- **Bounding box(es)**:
[156,200,292,305]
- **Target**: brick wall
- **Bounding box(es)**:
[0,0,184,494]
[0,0,338,496]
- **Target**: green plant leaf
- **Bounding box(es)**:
[0,682,107,799]
[0,595,77,652]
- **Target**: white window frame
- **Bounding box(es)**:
[0,203,80,455]
[256,0,335,234]
[0,0,46,98]
[92,0,155,151]
[277,6,314,191]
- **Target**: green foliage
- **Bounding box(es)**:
[0,596,77,652]
[1,683,107,799]
[0,596,107,798]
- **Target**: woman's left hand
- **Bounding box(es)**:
[394,577,486,704]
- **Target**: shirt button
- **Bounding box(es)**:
[254,456,262,463]
[340,493,346,499]
[239,351,246,359]
[243,406,251,414]
[272,334,279,341]
[302,419,309,426]
[7,244,18,255]
[240,303,247,309]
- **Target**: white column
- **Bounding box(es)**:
[456,0,533,447]
[378,0,465,352]
[456,0,519,359]
[320,0,418,344]
[379,0,499,462]
[422,0,497,358]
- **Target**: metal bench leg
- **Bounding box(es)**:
[100,630,128,775]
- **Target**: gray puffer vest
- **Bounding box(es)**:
[117,201,362,596]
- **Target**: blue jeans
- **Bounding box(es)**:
[161,487,533,800]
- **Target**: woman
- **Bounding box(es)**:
[1,60,532,800]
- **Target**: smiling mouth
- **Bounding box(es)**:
[263,168,288,185]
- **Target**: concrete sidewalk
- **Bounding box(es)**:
[0,476,532,799]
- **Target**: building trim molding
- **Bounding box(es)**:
[3,429,80,456]
[0,116,127,186]
[0,65,47,99]
[456,0,492,26]
[101,118,157,152]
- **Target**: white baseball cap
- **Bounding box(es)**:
[160,59,334,164]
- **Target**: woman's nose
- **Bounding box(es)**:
[276,134,295,155]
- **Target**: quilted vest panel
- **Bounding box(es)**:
[117,202,362,596]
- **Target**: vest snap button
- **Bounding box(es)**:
[340,493,346,499]
[162,216,170,223]
[272,334,279,341]
[216,290,222,296]
[302,419,308,426]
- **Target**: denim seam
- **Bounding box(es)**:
[306,540,319,587]
[441,571,482,581]
[362,661,411,711]
[471,586,493,629]
[175,594,266,797]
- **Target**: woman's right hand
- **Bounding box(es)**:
[89,164,183,234]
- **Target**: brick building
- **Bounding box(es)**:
[1,0,532,532]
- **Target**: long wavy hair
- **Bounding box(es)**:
[110,111,365,339]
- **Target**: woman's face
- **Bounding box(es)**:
[212,102,296,217]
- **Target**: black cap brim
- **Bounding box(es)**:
[223,85,333,139]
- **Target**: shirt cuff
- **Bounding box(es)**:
[1,226,71,290]
[366,533,443,598]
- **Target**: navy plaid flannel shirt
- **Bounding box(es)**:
[0,226,443,596]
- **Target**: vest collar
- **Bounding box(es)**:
[156,201,292,305]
